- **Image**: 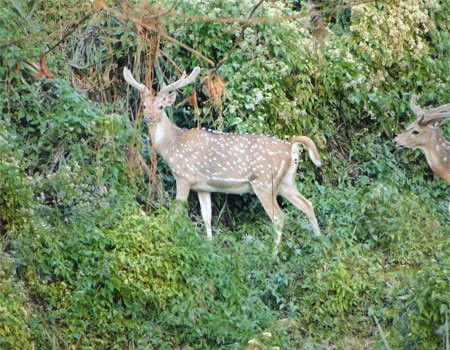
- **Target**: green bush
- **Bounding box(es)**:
[10,207,278,348]
[387,250,450,349]
[0,129,34,233]
[0,252,34,349]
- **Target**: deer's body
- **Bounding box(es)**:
[158,125,318,193]
[419,130,450,183]
[124,66,322,246]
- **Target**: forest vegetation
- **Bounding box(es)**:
[0,0,449,349]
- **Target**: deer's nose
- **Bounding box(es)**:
[392,138,404,148]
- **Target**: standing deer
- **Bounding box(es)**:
[124,66,322,247]
[393,95,450,210]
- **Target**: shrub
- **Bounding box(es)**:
[0,252,34,349]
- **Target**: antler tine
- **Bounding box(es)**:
[418,113,450,127]
[411,94,450,126]
[159,67,201,95]
[123,67,147,93]
[427,102,450,114]
[410,94,425,116]
[159,72,187,95]
[428,112,450,120]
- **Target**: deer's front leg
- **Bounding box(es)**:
[172,179,191,218]
[198,191,212,240]
[176,179,191,201]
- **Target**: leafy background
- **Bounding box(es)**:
[0,0,449,349]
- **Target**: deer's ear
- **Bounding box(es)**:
[431,120,443,128]
[164,92,177,106]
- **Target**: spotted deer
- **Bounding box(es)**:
[124,66,322,247]
[393,95,450,210]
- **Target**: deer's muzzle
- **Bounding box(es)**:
[393,137,404,148]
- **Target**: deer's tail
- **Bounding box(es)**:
[290,136,321,167]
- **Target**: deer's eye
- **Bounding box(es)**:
[412,130,420,135]
[158,105,164,110]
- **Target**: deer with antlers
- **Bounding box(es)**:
[123,66,322,247]
[393,95,450,210]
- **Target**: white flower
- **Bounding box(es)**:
[248,338,261,345]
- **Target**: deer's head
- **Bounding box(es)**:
[394,95,450,149]
[123,67,200,123]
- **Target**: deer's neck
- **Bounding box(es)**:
[152,115,185,161]
[423,130,450,184]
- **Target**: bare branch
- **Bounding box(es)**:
[162,0,381,24]
[215,0,265,70]
[97,0,215,67]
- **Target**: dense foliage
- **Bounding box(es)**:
[1,0,449,349]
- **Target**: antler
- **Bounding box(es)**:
[123,67,147,93]
[410,94,450,126]
[159,67,201,95]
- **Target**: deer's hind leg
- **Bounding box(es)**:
[278,181,321,237]
[251,185,285,246]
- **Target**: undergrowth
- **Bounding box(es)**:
[1,0,449,349]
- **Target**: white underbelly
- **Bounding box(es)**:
[192,181,253,195]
